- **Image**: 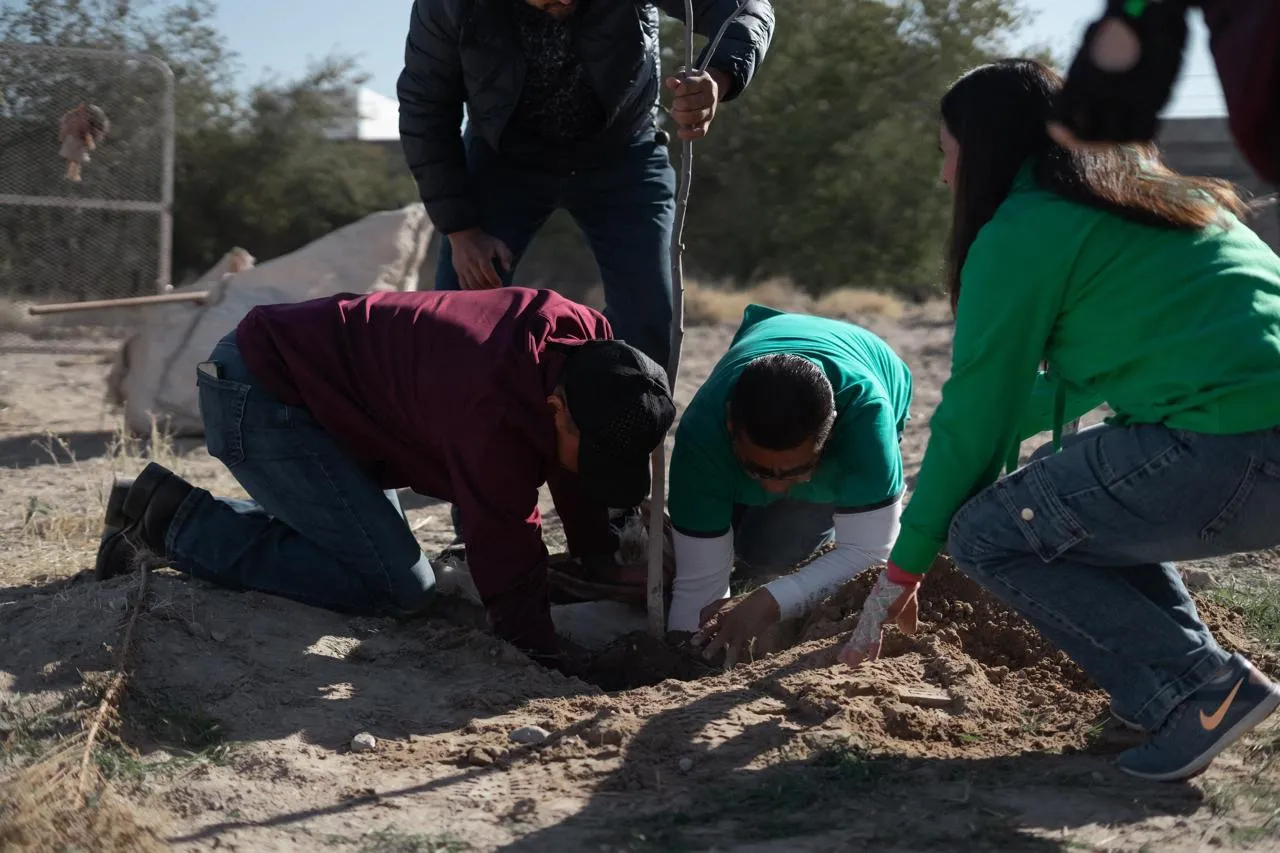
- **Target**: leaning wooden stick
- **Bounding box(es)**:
[647,0,750,637]
[27,291,210,315]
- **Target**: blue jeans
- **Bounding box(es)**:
[165,333,437,617]
[948,422,1280,731]
[732,500,836,575]
[435,131,675,367]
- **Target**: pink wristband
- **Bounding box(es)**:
[885,562,922,587]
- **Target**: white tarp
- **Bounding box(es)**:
[107,202,434,437]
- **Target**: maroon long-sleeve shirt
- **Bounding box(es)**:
[235,287,617,656]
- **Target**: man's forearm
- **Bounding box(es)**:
[668,529,735,632]
[397,0,476,232]
[547,467,615,559]
[707,68,734,102]
[396,95,476,233]
[665,0,774,100]
[764,501,901,620]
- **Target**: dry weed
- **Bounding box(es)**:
[528,279,908,327]
[814,288,904,321]
[684,278,904,326]
[0,736,167,853]
[0,571,165,852]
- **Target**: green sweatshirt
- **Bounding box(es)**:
[890,164,1280,575]
[670,305,913,535]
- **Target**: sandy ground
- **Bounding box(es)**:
[2,305,1279,852]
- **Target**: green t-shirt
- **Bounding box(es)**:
[669,305,914,536]
[890,163,1280,575]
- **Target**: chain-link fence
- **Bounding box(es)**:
[0,43,174,324]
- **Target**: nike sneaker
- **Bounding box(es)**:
[1115,653,1280,782]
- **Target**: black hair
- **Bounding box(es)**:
[728,354,835,450]
[940,58,1246,311]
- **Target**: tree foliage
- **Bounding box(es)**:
[665,0,1030,295]
[0,0,1032,300]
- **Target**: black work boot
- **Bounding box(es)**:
[94,463,194,581]
[100,477,133,541]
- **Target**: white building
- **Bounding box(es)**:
[323,87,402,143]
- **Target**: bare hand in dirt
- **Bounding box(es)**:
[664,67,728,141]
[692,589,781,668]
[837,565,919,669]
[697,597,731,627]
[448,228,513,290]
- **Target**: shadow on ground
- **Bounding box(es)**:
[494,682,1203,853]
[0,430,209,469]
[0,430,120,468]
[0,570,1207,853]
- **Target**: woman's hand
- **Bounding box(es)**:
[837,563,920,668]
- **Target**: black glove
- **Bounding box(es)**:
[1054,0,1194,143]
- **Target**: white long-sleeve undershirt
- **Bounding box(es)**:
[666,497,903,632]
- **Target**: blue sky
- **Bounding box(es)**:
[211,0,1226,118]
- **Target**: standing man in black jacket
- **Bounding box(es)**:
[396,0,774,369]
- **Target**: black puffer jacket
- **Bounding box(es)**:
[396,0,775,234]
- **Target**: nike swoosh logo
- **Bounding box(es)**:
[1200,678,1244,731]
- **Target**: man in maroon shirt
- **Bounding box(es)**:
[93,287,676,664]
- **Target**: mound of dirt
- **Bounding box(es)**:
[723,559,1111,759]
[517,557,1278,765]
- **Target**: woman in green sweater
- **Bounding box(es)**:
[841,58,1280,782]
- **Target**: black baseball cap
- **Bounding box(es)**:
[562,340,676,508]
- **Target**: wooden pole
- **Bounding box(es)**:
[27,290,209,315]
[647,0,749,637]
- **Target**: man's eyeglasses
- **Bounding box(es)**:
[736,456,819,482]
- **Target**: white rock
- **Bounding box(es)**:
[210,629,228,643]
[508,725,551,745]
[678,757,694,774]
[1181,568,1217,591]
[351,732,377,752]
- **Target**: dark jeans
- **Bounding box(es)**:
[731,500,836,576]
[435,131,676,368]
[165,332,437,616]
[948,422,1280,730]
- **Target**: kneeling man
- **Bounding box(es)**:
[667,304,912,661]
[95,287,675,666]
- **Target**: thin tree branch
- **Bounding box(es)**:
[648,0,749,637]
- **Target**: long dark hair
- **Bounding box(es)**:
[940,58,1248,311]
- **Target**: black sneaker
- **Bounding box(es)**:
[1115,654,1280,782]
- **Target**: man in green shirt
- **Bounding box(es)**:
[666,304,913,660]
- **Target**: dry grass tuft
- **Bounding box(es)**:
[0,733,168,853]
[16,421,184,550]
[0,567,165,853]
[684,278,904,326]
[532,279,909,328]
[813,288,905,321]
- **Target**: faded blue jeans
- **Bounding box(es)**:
[948,422,1280,731]
[435,130,675,367]
[164,332,437,616]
